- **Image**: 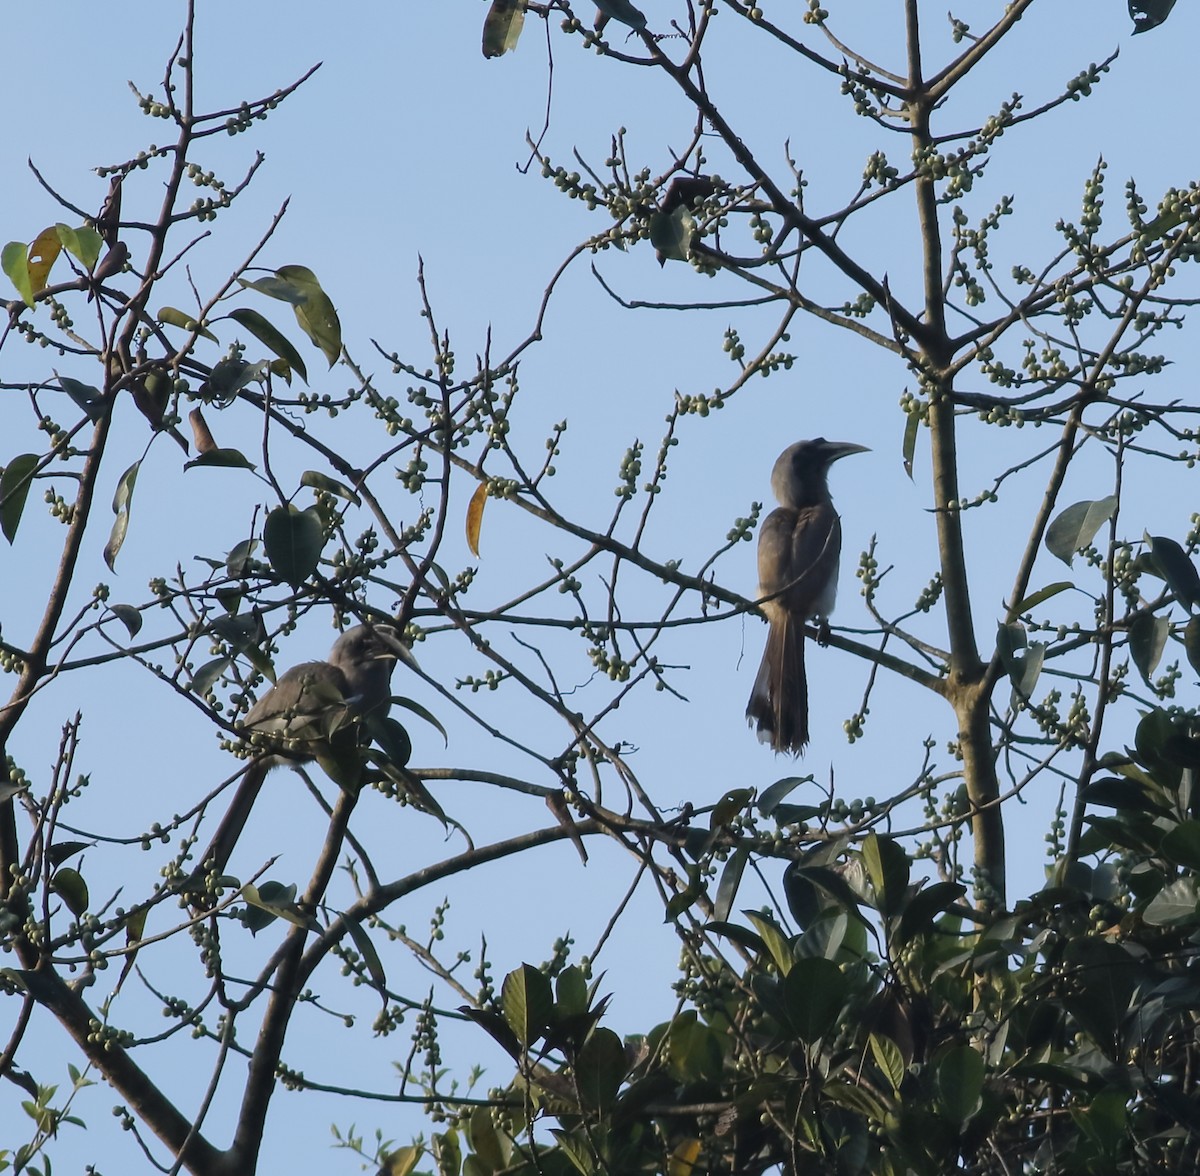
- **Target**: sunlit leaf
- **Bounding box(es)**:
[482,0,526,57]
[501,963,552,1047]
[668,1138,702,1176]
[158,305,218,341]
[1011,580,1073,615]
[2,241,33,307]
[50,868,89,918]
[861,832,909,917]
[0,453,39,543]
[230,306,309,383]
[300,469,360,504]
[56,223,103,270]
[1185,616,1200,678]
[869,1032,905,1093]
[276,264,342,367]
[466,480,488,557]
[1045,496,1117,565]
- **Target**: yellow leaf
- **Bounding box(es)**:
[668,1138,702,1176]
[466,481,488,557]
[27,225,62,293]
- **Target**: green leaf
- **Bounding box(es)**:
[56,223,103,270]
[869,1032,905,1093]
[58,374,104,420]
[226,538,258,578]
[230,306,309,383]
[713,846,748,923]
[901,410,918,479]
[1130,0,1177,34]
[783,956,844,1042]
[300,469,360,504]
[392,697,448,746]
[710,787,752,828]
[757,775,808,818]
[103,460,140,571]
[0,453,39,543]
[263,504,325,586]
[345,917,388,996]
[200,356,265,403]
[50,868,89,918]
[460,1006,521,1060]
[190,656,230,698]
[1159,821,1200,871]
[482,0,526,57]
[594,0,647,29]
[744,910,794,975]
[108,604,143,637]
[1144,533,1200,610]
[555,965,589,1017]
[241,880,317,931]
[861,832,909,917]
[184,447,257,472]
[1045,495,1117,565]
[1129,611,1170,683]
[936,1045,984,1124]
[158,305,218,341]
[276,264,342,367]
[574,1027,626,1110]
[1011,580,1073,615]
[501,963,552,1047]
[1142,876,1199,926]
[1186,616,1200,678]
[2,241,34,307]
[648,206,696,264]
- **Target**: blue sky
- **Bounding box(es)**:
[3,2,1199,1170]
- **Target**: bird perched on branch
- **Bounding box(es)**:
[195,623,411,883]
[746,438,868,755]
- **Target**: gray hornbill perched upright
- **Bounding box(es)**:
[746,438,868,755]
[195,623,411,882]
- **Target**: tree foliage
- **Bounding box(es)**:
[2,1,1200,1174]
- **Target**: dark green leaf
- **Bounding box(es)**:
[230,306,309,383]
[861,832,909,917]
[200,357,265,404]
[0,453,39,543]
[556,965,589,1017]
[108,604,143,637]
[702,920,767,955]
[783,956,844,1042]
[869,1032,905,1093]
[263,504,325,586]
[936,1045,984,1124]
[482,0,526,57]
[713,847,748,923]
[710,787,752,828]
[744,910,794,975]
[1159,822,1200,871]
[896,881,967,945]
[1130,0,1177,33]
[184,447,257,472]
[240,880,317,931]
[2,241,34,307]
[345,917,388,996]
[226,538,259,578]
[58,375,104,420]
[1129,610,1169,683]
[370,715,413,769]
[103,460,141,571]
[594,0,647,29]
[47,840,91,867]
[575,1026,625,1110]
[190,656,231,698]
[1187,616,1200,678]
[276,264,342,367]
[460,1006,521,1060]
[757,775,809,817]
[1144,533,1200,610]
[1141,877,1198,926]
[1045,496,1117,565]
[501,963,553,1047]
[392,696,448,746]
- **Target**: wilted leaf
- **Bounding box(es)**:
[0,453,39,543]
[482,0,526,57]
[263,504,325,586]
[466,480,488,557]
[189,406,218,453]
[27,226,62,293]
[230,306,309,383]
[103,460,141,571]
[1045,496,1117,565]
